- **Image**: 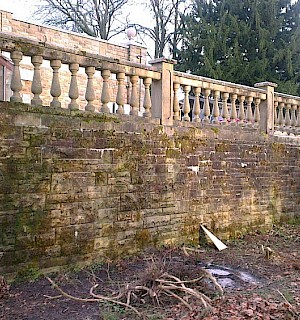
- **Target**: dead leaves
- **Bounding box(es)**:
[174,294,300,320]
[0,276,9,300]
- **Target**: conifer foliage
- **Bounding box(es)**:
[177,0,300,94]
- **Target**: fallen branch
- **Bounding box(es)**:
[163,288,192,310]
[46,277,142,318]
[89,284,142,317]
[276,289,298,315]
[43,294,62,300]
[202,269,224,294]
[46,249,224,317]
[182,246,204,256]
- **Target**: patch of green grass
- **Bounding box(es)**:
[101,311,121,320]
[100,301,126,320]
[15,264,41,282]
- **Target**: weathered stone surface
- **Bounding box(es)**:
[0,102,299,277]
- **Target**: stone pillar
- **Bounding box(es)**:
[254,82,277,134]
[0,10,13,32]
[127,42,147,64]
[149,58,177,126]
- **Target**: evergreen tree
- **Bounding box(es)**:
[178,0,300,94]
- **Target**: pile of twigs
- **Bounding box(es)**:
[46,247,223,319]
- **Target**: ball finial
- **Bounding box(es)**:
[126,27,137,40]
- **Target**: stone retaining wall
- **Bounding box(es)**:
[0,102,299,277]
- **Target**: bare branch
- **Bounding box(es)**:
[34,0,129,40]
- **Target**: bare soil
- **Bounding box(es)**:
[1,223,300,320]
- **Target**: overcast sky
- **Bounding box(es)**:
[0,0,151,46]
[0,0,38,21]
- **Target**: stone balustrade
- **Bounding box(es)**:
[274,92,300,134]
[0,32,160,118]
[173,71,267,127]
[1,31,300,136]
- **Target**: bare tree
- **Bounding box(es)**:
[35,0,129,40]
[132,0,187,59]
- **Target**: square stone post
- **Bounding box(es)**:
[0,10,13,32]
[127,42,147,64]
[254,81,278,134]
[149,58,177,126]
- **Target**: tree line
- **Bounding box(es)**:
[36,0,300,94]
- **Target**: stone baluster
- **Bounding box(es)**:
[274,101,279,127]
[291,104,297,128]
[50,59,62,108]
[253,98,261,126]
[230,93,238,122]
[68,63,79,110]
[238,95,246,123]
[10,51,23,103]
[193,87,201,123]
[100,69,111,113]
[173,82,180,120]
[143,77,152,118]
[212,90,220,123]
[284,103,291,127]
[203,89,211,123]
[129,75,139,116]
[85,66,95,111]
[221,92,229,123]
[278,102,285,126]
[245,96,254,123]
[296,105,300,129]
[182,85,191,121]
[31,55,43,106]
[116,72,126,115]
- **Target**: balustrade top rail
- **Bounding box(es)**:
[0,33,161,79]
[174,71,267,99]
[274,91,300,104]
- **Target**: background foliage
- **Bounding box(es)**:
[177,0,300,95]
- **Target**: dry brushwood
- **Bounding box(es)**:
[46,250,223,318]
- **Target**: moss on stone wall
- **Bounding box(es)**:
[0,102,299,277]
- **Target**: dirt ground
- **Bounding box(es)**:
[1,223,300,320]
